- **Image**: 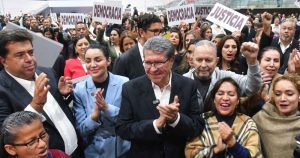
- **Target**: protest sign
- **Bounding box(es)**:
[93,1,122,24]
[206,3,248,32]
[124,8,132,15]
[194,5,213,18]
[60,13,85,29]
[50,13,58,23]
[167,4,195,26]
[6,22,63,67]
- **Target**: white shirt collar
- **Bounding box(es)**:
[278,38,293,54]
[151,72,172,90]
[5,70,37,91]
[138,41,144,63]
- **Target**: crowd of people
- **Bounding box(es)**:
[0,6,300,158]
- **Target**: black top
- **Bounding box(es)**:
[194,73,211,101]
[216,112,237,127]
[93,73,110,98]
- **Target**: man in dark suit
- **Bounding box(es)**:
[0,29,83,158]
[113,13,162,80]
[116,36,204,158]
[259,12,299,74]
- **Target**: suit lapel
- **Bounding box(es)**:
[132,46,145,74]
[86,76,97,101]
[105,73,118,104]
[137,76,159,118]
[169,73,182,104]
[1,70,33,107]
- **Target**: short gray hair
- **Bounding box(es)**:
[281,18,297,30]
[0,111,42,158]
[143,36,175,59]
[195,40,217,55]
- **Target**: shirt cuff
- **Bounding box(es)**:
[25,105,46,122]
[168,113,180,128]
[153,120,163,134]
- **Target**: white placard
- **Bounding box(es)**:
[6,22,63,68]
[194,5,213,18]
[206,3,248,32]
[167,4,195,26]
[93,1,122,24]
[60,13,85,29]
[50,13,58,23]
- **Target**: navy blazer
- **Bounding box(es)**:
[112,44,145,80]
[116,73,204,158]
[0,67,83,158]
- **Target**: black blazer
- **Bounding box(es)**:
[259,32,299,74]
[0,67,83,158]
[116,73,204,158]
[112,45,145,80]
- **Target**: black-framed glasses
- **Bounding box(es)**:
[143,58,169,69]
[147,29,164,35]
[11,130,49,149]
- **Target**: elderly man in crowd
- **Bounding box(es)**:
[259,12,299,74]
[184,40,262,113]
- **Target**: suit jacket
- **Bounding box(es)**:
[112,45,145,80]
[73,73,130,158]
[116,73,204,158]
[0,67,83,158]
[259,32,299,74]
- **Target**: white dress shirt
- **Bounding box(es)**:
[151,73,180,134]
[138,41,144,63]
[7,71,78,155]
[278,38,293,54]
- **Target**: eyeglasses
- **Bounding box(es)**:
[11,131,49,149]
[143,58,169,69]
[147,29,164,35]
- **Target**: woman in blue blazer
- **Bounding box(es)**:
[73,44,130,158]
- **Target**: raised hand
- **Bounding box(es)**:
[94,88,108,111]
[261,12,273,35]
[91,88,108,121]
[157,95,180,123]
[260,83,270,102]
[240,42,259,65]
[288,49,300,74]
[58,76,73,95]
[31,73,50,112]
